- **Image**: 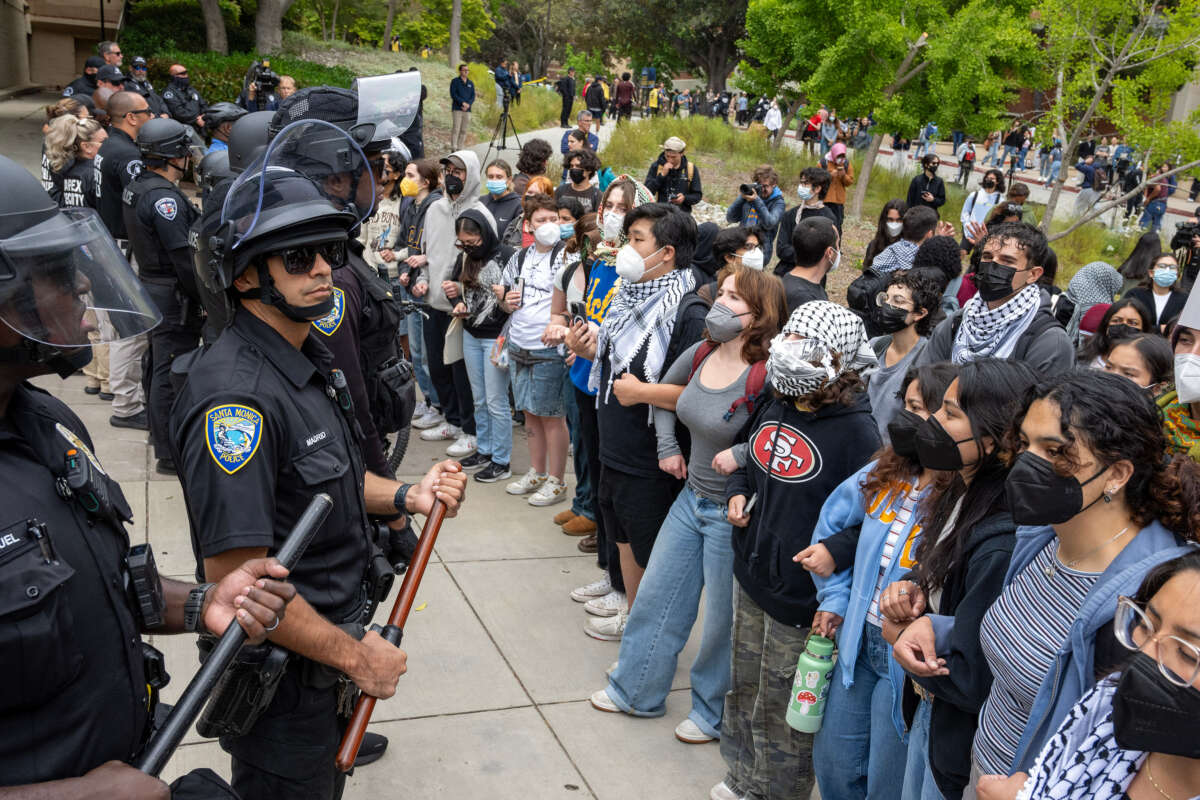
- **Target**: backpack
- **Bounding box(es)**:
[665,277,714,369]
[962,147,976,163]
[687,341,768,421]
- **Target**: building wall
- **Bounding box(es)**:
[1,0,31,90]
[29,28,80,90]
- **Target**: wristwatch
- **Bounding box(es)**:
[393,483,413,515]
[184,582,215,633]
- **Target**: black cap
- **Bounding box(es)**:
[97,65,125,83]
[84,56,105,70]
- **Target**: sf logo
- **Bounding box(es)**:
[750,422,822,483]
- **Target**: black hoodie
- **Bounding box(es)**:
[725,392,880,626]
[450,207,514,339]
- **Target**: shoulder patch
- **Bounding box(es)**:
[127,160,144,179]
[55,422,106,475]
[205,404,263,474]
[63,86,75,97]
[163,90,174,99]
[311,287,345,336]
[154,197,178,220]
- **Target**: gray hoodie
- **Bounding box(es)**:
[421,148,495,311]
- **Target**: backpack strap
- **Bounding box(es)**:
[728,361,768,421]
[686,341,718,383]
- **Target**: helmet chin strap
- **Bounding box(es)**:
[236,260,334,323]
[0,339,93,378]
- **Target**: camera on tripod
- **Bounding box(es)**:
[250,60,280,95]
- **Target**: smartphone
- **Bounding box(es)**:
[514,278,525,300]
[743,493,758,514]
[569,301,586,326]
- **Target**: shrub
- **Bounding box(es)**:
[471,66,564,135]
[120,0,254,58]
[145,51,356,105]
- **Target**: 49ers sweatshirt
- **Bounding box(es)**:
[725,391,880,627]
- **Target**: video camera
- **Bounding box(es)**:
[740,182,764,197]
[248,60,280,95]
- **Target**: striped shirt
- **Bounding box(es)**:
[974,543,1100,774]
[866,489,920,626]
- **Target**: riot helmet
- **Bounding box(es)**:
[137,118,192,165]
[204,101,248,133]
[227,110,273,175]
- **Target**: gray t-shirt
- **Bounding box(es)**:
[865,335,927,444]
[654,341,754,502]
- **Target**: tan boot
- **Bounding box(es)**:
[553,509,578,526]
[562,516,597,536]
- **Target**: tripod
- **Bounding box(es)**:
[484,92,523,165]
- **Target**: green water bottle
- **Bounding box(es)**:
[786,634,835,733]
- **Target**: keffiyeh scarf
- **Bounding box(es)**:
[951,284,1041,365]
[1016,680,1145,800]
[1064,261,1122,344]
[766,300,876,396]
[588,267,696,401]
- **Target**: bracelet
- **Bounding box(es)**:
[393,483,414,514]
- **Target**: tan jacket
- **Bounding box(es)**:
[824,161,855,205]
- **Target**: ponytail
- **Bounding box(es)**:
[1145,454,1200,542]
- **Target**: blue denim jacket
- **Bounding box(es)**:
[812,460,925,739]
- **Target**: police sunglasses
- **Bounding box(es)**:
[279,241,347,274]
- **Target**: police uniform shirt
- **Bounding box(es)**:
[0,385,148,784]
[123,172,198,284]
[162,83,205,126]
[62,75,97,98]
[61,158,97,209]
[170,310,372,622]
[94,128,143,239]
[128,78,168,117]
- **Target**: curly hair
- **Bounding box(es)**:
[774,352,866,408]
[1005,368,1200,540]
[516,139,552,176]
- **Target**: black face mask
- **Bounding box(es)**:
[982,179,995,190]
[915,415,973,471]
[1005,451,1108,526]
[1107,323,1138,341]
[887,409,924,461]
[871,301,910,335]
[569,168,586,184]
[974,260,1020,303]
[443,174,464,197]
[172,76,190,89]
[1112,652,1200,758]
[465,244,489,261]
[1053,295,1076,326]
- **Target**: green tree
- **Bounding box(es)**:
[1034,0,1200,239]
[394,0,494,54]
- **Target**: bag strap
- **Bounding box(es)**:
[686,341,718,382]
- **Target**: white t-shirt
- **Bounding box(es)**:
[1153,290,1169,322]
[502,245,566,350]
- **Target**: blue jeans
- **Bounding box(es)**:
[606,485,733,738]
[461,330,512,464]
[401,287,438,407]
[1141,199,1168,232]
[984,142,999,166]
[1047,160,1061,185]
[563,375,594,519]
[901,698,943,800]
[814,623,910,800]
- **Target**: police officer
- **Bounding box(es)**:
[204,102,248,154]
[128,56,168,117]
[0,153,296,797]
[197,148,232,211]
[162,64,206,131]
[269,86,415,480]
[62,55,104,98]
[123,118,203,476]
[172,138,467,799]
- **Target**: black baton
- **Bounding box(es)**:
[136,493,334,776]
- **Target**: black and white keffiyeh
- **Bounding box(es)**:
[951,283,1041,365]
[1016,680,1146,800]
[588,267,696,401]
[766,300,876,397]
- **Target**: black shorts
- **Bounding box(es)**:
[596,464,680,567]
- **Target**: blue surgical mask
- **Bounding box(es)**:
[560,222,575,240]
[485,179,507,195]
[1153,265,1178,288]
[797,185,813,200]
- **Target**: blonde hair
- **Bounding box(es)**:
[44,97,83,123]
[45,116,104,172]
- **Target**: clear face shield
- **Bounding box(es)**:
[0,209,160,352]
[353,72,421,153]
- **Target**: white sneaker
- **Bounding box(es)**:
[505,468,547,495]
[585,590,626,618]
[676,718,716,744]
[570,575,611,603]
[412,407,444,430]
[584,611,626,641]
[528,476,568,507]
[419,421,459,441]
[589,688,620,712]
[412,399,430,419]
[710,781,743,800]
[446,434,477,457]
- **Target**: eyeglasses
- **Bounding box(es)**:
[453,239,482,251]
[1115,596,1200,687]
[874,292,913,311]
[127,108,153,117]
[279,241,347,274]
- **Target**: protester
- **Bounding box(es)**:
[779,217,837,312]
[864,270,943,441]
[711,226,765,272]
[920,223,1074,375]
[907,154,947,211]
[481,159,523,239]
[714,301,880,800]
[496,193,572,505]
[726,165,785,258]
[513,139,553,196]
[1102,334,1173,393]
[398,157,444,429]
[1125,252,1187,331]
[1075,297,1155,367]
[803,363,959,800]
[864,200,908,269]
[819,143,855,229]
[871,206,940,274]
[1116,231,1163,295]
[556,149,602,211]
[1059,261,1123,347]
[960,170,1005,250]
[880,359,1040,800]
[1158,290,1200,460]
[643,137,703,213]
[450,209,515,480]
[774,167,838,273]
[591,266,787,745]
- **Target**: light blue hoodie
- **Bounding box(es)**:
[999,522,1195,772]
[811,460,926,739]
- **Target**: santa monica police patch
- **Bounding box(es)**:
[205,404,263,474]
[311,287,345,336]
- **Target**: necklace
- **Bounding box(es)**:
[1146,754,1176,800]
[1045,525,1130,578]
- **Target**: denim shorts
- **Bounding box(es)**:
[508,343,568,417]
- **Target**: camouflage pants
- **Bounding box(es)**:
[720,585,816,800]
